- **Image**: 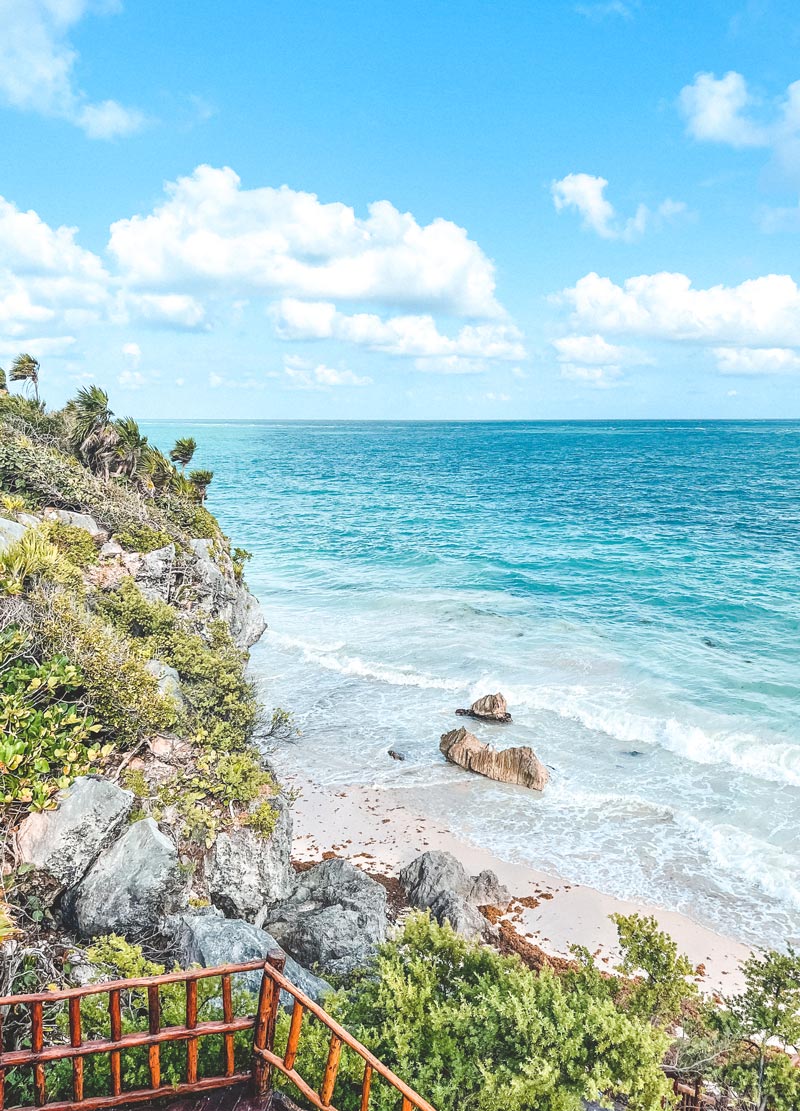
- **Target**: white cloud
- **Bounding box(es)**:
[0,1,145,139]
[117,369,146,390]
[122,341,141,367]
[121,292,207,330]
[271,298,525,367]
[575,1,637,19]
[559,364,622,388]
[284,361,372,390]
[108,165,503,317]
[551,174,685,240]
[551,333,650,366]
[713,347,800,375]
[558,271,800,347]
[483,391,511,402]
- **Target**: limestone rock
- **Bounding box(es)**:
[134,544,175,603]
[429,891,493,941]
[468,869,511,909]
[17,513,41,529]
[145,660,185,709]
[456,692,512,723]
[0,516,26,552]
[399,850,472,909]
[99,539,124,559]
[262,858,388,978]
[68,818,187,938]
[184,539,266,649]
[440,727,548,791]
[43,508,107,541]
[204,797,293,918]
[16,776,134,890]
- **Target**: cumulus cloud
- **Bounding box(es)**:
[713,347,800,375]
[551,174,686,240]
[120,292,207,330]
[0,1,145,139]
[551,333,648,388]
[284,359,372,390]
[122,341,141,368]
[271,298,525,369]
[117,369,146,390]
[108,166,503,317]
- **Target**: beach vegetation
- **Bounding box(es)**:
[10,354,40,402]
[169,436,197,472]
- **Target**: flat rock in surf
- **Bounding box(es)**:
[440,726,549,792]
[456,691,512,723]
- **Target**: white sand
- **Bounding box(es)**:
[283,771,750,996]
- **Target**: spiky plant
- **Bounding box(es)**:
[169,436,197,473]
[188,468,213,504]
[10,354,40,402]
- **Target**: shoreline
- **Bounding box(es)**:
[281,769,751,996]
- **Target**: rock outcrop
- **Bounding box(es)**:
[134,543,176,603]
[262,858,388,978]
[16,776,134,890]
[204,797,293,919]
[429,891,493,941]
[185,539,266,650]
[145,660,185,709]
[67,818,187,938]
[456,692,512,723]
[399,851,510,913]
[0,516,26,552]
[440,727,549,791]
[167,910,331,1002]
[43,508,107,540]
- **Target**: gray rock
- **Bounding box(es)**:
[68,818,187,938]
[0,516,26,552]
[145,660,186,710]
[262,858,388,978]
[468,870,511,909]
[230,586,267,649]
[134,543,176,603]
[429,891,491,941]
[205,797,293,918]
[185,539,266,650]
[17,776,134,890]
[399,850,472,910]
[17,513,41,529]
[43,508,107,540]
[388,749,407,761]
[100,540,124,559]
[167,910,331,1004]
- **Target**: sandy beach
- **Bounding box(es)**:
[282,770,751,996]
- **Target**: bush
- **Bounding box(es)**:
[0,630,108,809]
[42,521,98,567]
[0,531,81,596]
[279,914,672,1111]
[114,522,172,554]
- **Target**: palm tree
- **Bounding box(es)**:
[143,445,176,494]
[188,468,213,505]
[0,366,7,394]
[113,417,149,481]
[169,436,197,473]
[10,354,40,401]
[68,385,117,480]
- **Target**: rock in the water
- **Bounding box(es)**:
[43,508,107,540]
[468,869,511,909]
[205,797,293,918]
[440,727,549,791]
[262,858,388,978]
[17,776,134,890]
[387,749,406,761]
[134,544,176,603]
[399,850,472,909]
[145,660,185,709]
[68,818,186,938]
[429,891,493,941]
[456,692,512,722]
[167,910,331,1003]
[0,516,26,552]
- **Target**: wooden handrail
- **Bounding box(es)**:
[0,956,437,1111]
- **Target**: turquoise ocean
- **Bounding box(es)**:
[144,421,800,949]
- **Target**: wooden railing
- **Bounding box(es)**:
[0,953,435,1111]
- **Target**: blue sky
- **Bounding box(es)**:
[2,0,800,418]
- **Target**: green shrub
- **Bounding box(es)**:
[243,800,278,838]
[114,522,172,553]
[0,633,108,809]
[42,521,98,567]
[278,913,672,1111]
[0,530,81,596]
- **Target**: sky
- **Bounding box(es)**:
[2,0,800,419]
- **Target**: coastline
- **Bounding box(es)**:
[281,769,751,996]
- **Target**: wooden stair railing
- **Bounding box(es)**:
[0,953,435,1111]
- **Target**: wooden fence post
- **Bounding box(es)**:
[252,950,286,1102]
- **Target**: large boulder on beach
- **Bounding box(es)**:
[67,818,187,938]
[16,776,134,891]
[204,796,293,918]
[440,727,549,791]
[261,858,388,978]
[429,890,495,941]
[456,692,512,723]
[167,910,331,1003]
[399,850,510,911]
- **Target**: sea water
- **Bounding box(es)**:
[143,420,800,948]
